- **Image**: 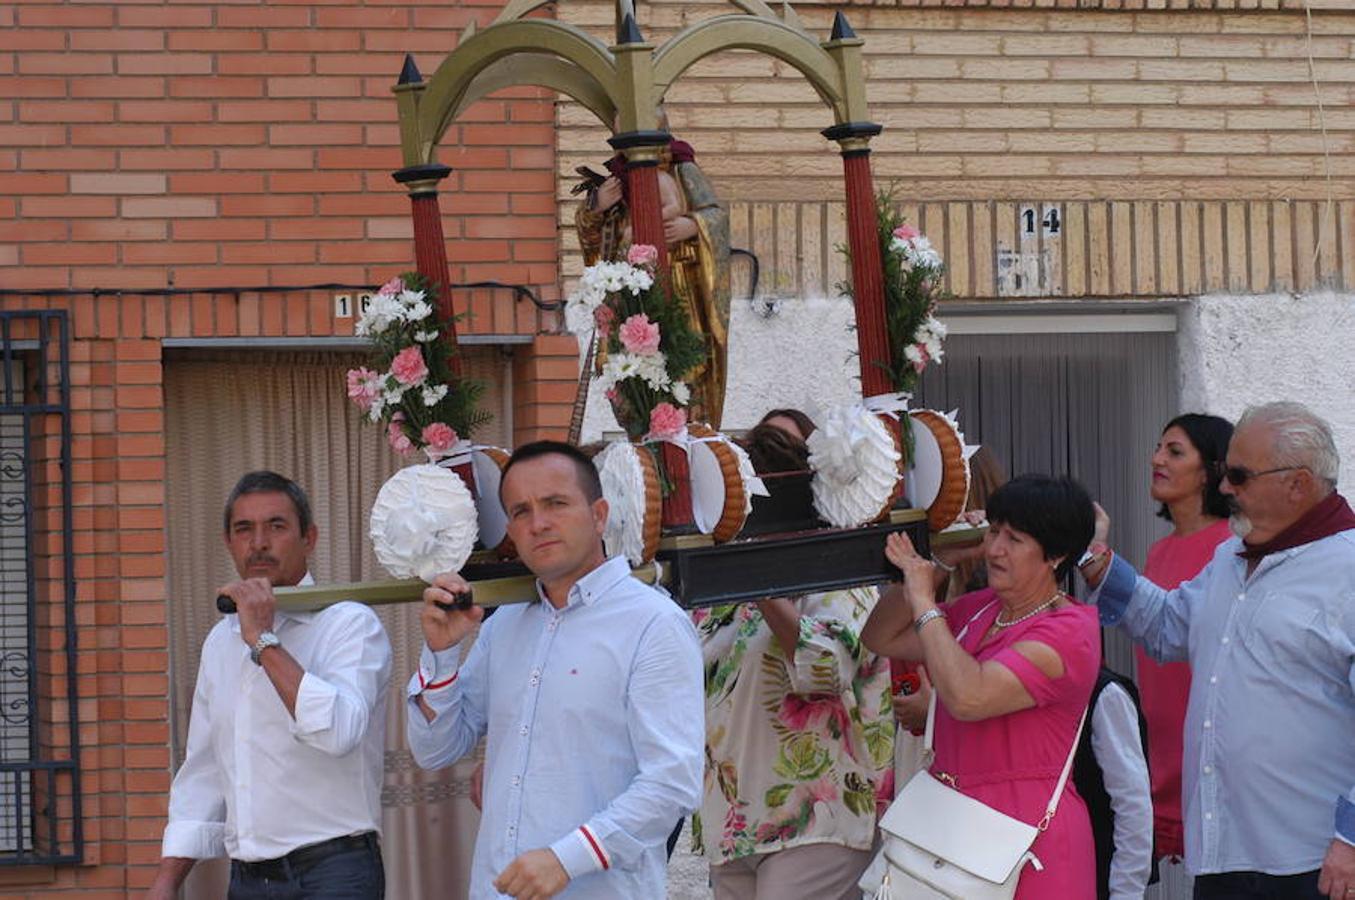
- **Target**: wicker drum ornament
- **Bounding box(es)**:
[905,409,972,531]
[595,442,663,565]
[686,424,755,543]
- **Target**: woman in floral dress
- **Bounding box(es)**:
[692,424,895,900]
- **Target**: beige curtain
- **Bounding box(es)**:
[164,349,509,900]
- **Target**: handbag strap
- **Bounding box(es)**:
[918,599,1091,832]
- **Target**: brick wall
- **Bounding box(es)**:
[3,1,558,293]
[558,3,1355,297]
[0,290,574,897]
[3,3,574,889]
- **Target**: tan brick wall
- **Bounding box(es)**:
[558,2,1354,297]
[4,2,559,293]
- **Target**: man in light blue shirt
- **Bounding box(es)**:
[1082,402,1355,899]
[406,440,704,899]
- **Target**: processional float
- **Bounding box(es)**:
[222,0,981,615]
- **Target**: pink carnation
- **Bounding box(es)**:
[387,420,414,457]
[618,313,661,355]
[420,422,458,454]
[892,224,920,241]
[626,244,658,268]
[644,402,687,441]
[594,304,616,337]
[377,275,405,296]
[389,345,428,386]
[345,367,381,412]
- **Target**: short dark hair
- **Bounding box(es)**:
[223,470,313,535]
[1156,413,1235,522]
[739,423,809,475]
[985,474,1094,580]
[500,440,603,504]
[757,408,817,440]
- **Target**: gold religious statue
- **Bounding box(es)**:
[574,111,732,430]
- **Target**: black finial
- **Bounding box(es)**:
[830,11,855,40]
[398,54,423,85]
[617,12,644,45]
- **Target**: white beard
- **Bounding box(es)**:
[1229,512,1254,540]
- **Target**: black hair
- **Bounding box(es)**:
[757,408,817,441]
[1156,413,1235,522]
[739,423,810,475]
[499,440,603,504]
[223,471,313,535]
[985,474,1094,580]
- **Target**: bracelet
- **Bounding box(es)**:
[932,556,956,574]
[913,608,945,634]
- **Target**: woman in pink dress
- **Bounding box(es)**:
[864,474,1100,898]
[1138,413,1234,860]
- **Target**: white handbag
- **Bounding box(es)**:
[869,604,1087,900]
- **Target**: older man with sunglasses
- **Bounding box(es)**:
[1080,401,1355,900]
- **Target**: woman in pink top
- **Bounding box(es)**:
[1138,413,1234,859]
[864,474,1100,898]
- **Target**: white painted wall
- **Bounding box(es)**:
[576,289,1355,499]
[1177,291,1355,496]
[576,294,863,441]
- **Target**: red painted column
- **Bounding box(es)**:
[841,148,891,399]
[613,134,690,527]
[624,161,669,272]
[823,122,890,400]
[395,163,461,377]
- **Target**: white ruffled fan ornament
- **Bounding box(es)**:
[807,404,903,527]
[369,464,479,581]
[595,442,660,566]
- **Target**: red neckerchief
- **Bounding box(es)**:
[1237,492,1355,560]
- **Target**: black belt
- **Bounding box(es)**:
[233,831,379,882]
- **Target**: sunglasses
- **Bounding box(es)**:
[1218,464,1304,487]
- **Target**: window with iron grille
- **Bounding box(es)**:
[0,311,81,866]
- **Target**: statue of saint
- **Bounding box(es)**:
[574,114,732,430]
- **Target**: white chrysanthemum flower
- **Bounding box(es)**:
[405,300,433,322]
[421,383,448,407]
[904,344,926,365]
[356,292,404,336]
[414,329,439,343]
[671,381,690,405]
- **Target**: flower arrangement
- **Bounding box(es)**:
[566,244,706,442]
[345,273,489,458]
[876,195,948,396]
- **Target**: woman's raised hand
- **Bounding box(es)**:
[885,531,940,615]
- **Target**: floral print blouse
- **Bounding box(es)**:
[691,588,895,863]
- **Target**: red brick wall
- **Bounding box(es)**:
[1,2,573,892]
[3,1,559,293]
[0,292,575,897]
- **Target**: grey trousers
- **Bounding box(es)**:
[712,842,875,900]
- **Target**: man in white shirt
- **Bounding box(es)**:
[148,471,392,900]
[408,440,705,899]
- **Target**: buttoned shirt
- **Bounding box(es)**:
[1092,530,1355,875]
[162,575,393,862]
[406,555,705,899]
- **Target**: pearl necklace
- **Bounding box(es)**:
[992,592,1063,630]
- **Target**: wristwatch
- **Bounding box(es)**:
[250,631,281,665]
[1078,541,1110,569]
